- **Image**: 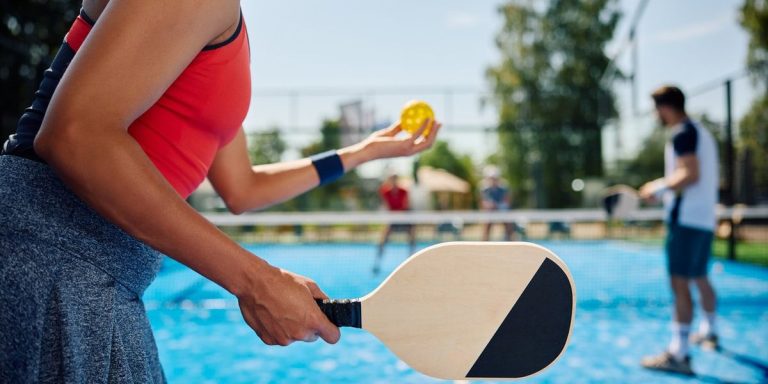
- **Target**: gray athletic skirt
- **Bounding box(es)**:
[0,155,166,383]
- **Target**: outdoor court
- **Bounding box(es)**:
[145,240,768,383]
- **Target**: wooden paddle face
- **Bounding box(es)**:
[360,242,575,380]
[602,185,640,219]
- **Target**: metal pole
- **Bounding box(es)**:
[725,80,736,260]
[630,27,638,115]
[629,0,649,116]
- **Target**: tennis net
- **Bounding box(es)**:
[145,207,768,310]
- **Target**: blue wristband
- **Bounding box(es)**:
[310,150,345,186]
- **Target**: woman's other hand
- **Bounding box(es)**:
[338,118,442,169]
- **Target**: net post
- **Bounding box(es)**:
[724,79,736,261]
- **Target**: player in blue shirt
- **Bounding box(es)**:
[480,166,517,241]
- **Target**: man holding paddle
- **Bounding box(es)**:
[639,85,720,375]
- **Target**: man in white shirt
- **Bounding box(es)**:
[638,86,720,375]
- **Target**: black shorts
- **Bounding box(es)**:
[665,223,714,278]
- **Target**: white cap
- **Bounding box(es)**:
[483,165,500,179]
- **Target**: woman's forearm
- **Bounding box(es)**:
[217,140,373,213]
[211,120,441,214]
[36,129,269,297]
[250,143,370,209]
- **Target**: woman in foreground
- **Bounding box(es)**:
[0,0,441,381]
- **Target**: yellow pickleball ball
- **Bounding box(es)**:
[400,100,434,136]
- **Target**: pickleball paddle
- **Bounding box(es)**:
[601,184,640,219]
[316,241,575,380]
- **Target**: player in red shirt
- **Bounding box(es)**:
[373,173,416,275]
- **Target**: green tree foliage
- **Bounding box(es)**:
[417,141,479,207]
[739,96,768,202]
[487,0,621,208]
[611,129,666,189]
[247,129,286,165]
[739,0,768,202]
[741,0,768,81]
[418,141,475,184]
[301,119,342,156]
[1,1,81,142]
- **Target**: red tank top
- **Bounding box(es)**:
[65,13,251,198]
[380,184,409,211]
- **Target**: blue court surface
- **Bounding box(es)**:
[144,241,768,383]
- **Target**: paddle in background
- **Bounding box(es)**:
[601,184,640,220]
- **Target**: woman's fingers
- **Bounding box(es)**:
[414,121,441,152]
[305,279,330,300]
[430,121,442,139]
[409,118,432,142]
[313,314,342,344]
[300,278,339,343]
[386,123,403,137]
[374,122,402,138]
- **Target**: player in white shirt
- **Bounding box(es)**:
[639,86,720,375]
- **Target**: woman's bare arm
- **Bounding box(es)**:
[209,122,441,214]
[34,0,338,346]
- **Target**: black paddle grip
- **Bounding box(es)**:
[315,299,362,328]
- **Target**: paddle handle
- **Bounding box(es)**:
[315,299,362,328]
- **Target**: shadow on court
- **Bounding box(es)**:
[713,346,768,382]
[666,347,768,384]
[688,373,758,384]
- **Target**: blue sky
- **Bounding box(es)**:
[240,0,756,175]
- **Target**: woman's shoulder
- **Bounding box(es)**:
[82,0,241,47]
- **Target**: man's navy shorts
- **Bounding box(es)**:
[666,223,714,278]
